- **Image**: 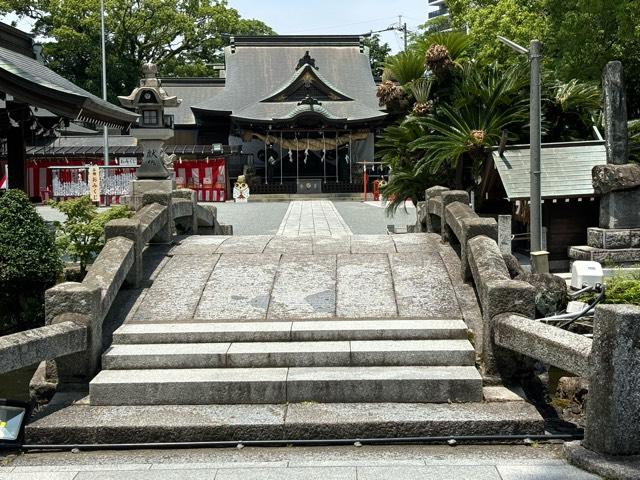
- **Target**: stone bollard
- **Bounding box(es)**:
[44,283,102,384]
[441,190,470,243]
[105,218,143,288]
[583,304,640,456]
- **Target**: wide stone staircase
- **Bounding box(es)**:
[26,234,544,443]
[93,319,481,405]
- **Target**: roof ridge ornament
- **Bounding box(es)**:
[298,94,322,107]
[296,51,317,70]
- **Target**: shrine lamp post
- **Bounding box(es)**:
[498,36,543,252]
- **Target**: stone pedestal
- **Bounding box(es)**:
[128,179,173,211]
[599,188,640,229]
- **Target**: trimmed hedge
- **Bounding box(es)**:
[0,189,62,335]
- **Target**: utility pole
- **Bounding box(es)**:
[100,0,109,168]
[398,15,408,51]
[529,39,542,252]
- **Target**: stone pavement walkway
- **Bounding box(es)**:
[277,201,352,236]
[0,444,600,479]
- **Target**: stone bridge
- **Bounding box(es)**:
[3,188,638,463]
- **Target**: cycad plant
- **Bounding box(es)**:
[543,78,601,141]
[382,50,425,85]
[412,62,529,187]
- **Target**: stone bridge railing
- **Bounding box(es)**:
[418,186,640,458]
[0,189,228,384]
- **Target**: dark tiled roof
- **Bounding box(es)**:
[161,78,225,126]
[192,37,385,124]
[0,45,138,127]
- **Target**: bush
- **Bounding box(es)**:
[0,189,62,335]
[51,196,131,275]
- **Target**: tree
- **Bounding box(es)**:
[51,196,131,276]
[362,34,391,79]
[0,190,62,334]
[0,0,275,101]
[445,0,640,118]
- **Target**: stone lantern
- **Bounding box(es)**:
[118,62,181,208]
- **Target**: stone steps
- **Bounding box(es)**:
[102,340,476,369]
[112,319,470,344]
[89,366,483,405]
[26,389,544,444]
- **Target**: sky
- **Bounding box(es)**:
[227,0,429,53]
[2,0,431,55]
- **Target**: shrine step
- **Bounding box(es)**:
[89,366,483,405]
[102,340,476,369]
[112,319,470,344]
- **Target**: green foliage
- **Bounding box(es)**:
[51,196,131,274]
[0,189,62,334]
[603,270,640,306]
[383,50,425,86]
[362,34,392,79]
[412,31,472,64]
[445,0,640,118]
[0,0,275,101]
[413,63,529,177]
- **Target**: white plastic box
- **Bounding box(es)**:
[571,261,604,290]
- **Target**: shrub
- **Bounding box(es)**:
[0,189,62,335]
[50,196,131,276]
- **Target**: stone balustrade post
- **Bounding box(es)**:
[583,304,640,456]
[498,215,512,255]
[172,188,198,234]
[425,186,448,233]
[44,283,102,384]
[142,191,173,243]
[441,190,469,243]
[105,218,143,288]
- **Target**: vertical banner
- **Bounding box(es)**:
[88,165,101,202]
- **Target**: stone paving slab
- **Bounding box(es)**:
[215,235,272,254]
[226,341,350,368]
[392,233,441,252]
[268,254,336,320]
[356,465,501,480]
[264,236,314,255]
[389,252,462,318]
[277,201,352,237]
[312,236,351,255]
[195,254,281,321]
[215,467,356,480]
[169,236,230,255]
[131,255,220,322]
[336,254,398,318]
[350,235,396,254]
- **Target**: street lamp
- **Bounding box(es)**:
[100,0,109,168]
[498,36,543,252]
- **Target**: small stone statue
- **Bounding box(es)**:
[233,175,250,203]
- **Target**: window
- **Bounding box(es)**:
[142,110,159,126]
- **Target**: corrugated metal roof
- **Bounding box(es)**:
[156,78,225,126]
[492,141,607,200]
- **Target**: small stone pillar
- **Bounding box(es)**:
[425,186,449,233]
[584,304,640,455]
[45,283,102,384]
[118,62,182,211]
[595,61,640,229]
[498,215,512,254]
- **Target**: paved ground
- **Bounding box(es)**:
[277,201,352,236]
[124,234,460,323]
[212,200,415,235]
[0,444,600,479]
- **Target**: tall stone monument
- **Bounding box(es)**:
[570,61,640,264]
[118,62,181,210]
